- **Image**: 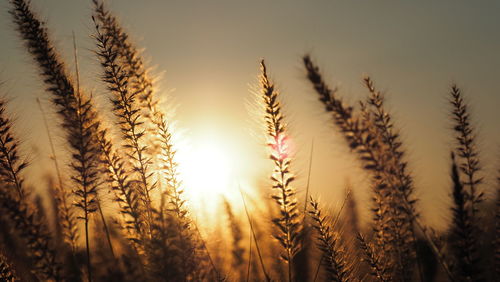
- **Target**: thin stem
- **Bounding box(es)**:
[194,223,222,280]
[313,255,323,282]
[72,32,80,102]
[246,226,252,282]
[96,199,115,258]
[73,33,92,282]
[239,188,270,281]
[332,189,350,230]
[303,138,314,216]
[84,213,92,282]
[36,98,64,196]
[37,97,79,253]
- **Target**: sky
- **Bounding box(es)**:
[0,0,499,229]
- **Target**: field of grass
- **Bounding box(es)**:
[0,0,498,281]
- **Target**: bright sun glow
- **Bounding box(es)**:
[181,144,231,194]
[176,135,237,215]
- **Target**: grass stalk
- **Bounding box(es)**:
[37,98,79,253]
[303,139,314,215]
[0,96,61,280]
[92,1,166,239]
[0,99,27,200]
[240,188,270,281]
[10,1,108,280]
[449,85,483,281]
[309,197,353,282]
[358,233,389,282]
[259,59,301,281]
[96,199,115,258]
[246,226,253,282]
[364,77,420,280]
[224,199,245,270]
[93,15,155,239]
[194,222,223,280]
[450,152,477,281]
[96,129,144,244]
[303,55,454,280]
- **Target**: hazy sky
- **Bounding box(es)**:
[0,0,499,228]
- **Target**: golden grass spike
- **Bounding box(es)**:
[96,129,144,246]
[224,199,245,271]
[303,55,397,272]
[259,59,302,282]
[10,1,110,280]
[0,99,27,200]
[357,233,390,282]
[450,152,480,281]
[309,197,353,282]
[0,89,61,280]
[0,185,61,280]
[93,9,155,240]
[450,85,484,213]
[449,85,484,281]
[92,2,201,280]
[303,55,458,281]
[364,77,419,280]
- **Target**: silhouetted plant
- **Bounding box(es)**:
[224,199,245,273]
[0,1,497,281]
[303,55,456,281]
[259,59,302,282]
[0,100,28,200]
[364,77,419,280]
[358,233,390,282]
[448,85,484,281]
[309,197,352,282]
[10,1,106,280]
[0,92,61,280]
[93,17,155,241]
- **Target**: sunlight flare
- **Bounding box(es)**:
[176,135,237,212]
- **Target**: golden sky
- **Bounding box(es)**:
[0,0,499,229]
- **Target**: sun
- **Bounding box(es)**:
[176,135,236,213]
[181,143,231,195]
